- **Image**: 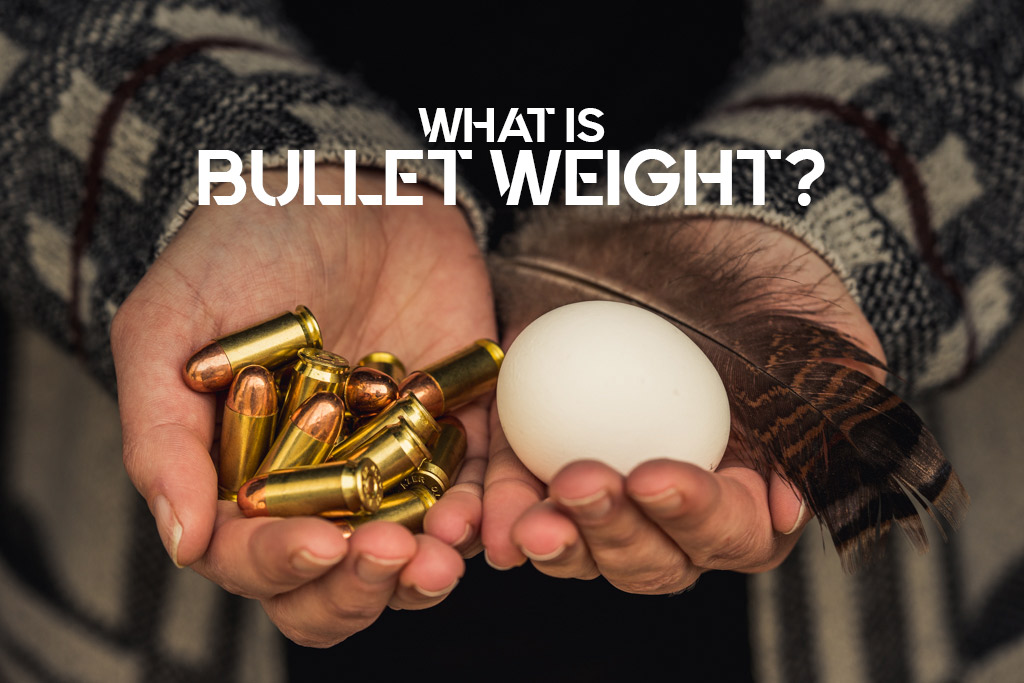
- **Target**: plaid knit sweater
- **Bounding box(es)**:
[0,0,1021,681]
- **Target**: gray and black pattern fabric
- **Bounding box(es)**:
[570,0,1024,395]
[1,0,1023,682]
[0,0,483,392]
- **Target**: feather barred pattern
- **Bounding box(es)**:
[491,217,968,572]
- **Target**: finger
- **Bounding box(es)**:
[389,534,465,609]
[189,502,348,599]
[510,500,599,580]
[425,455,484,555]
[481,406,546,570]
[769,470,811,535]
[262,521,419,648]
[423,398,489,555]
[626,460,779,571]
[547,461,697,593]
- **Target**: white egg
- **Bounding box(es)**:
[496,301,731,483]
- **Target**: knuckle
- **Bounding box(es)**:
[486,474,545,500]
[445,482,484,500]
[275,623,343,649]
[263,601,354,649]
[121,434,139,472]
[689,525,774,570]
[190,560,259,600]
[589,524,636,549]
[320,594,381,626]
[610,566,694,595]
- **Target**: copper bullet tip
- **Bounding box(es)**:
[291,392,345,444]
[345,367,398,415]
[237,476,269,516]
[357,352,406,382]
[226,366,278,417]
[397,372,445,416]
[183,341,232,392]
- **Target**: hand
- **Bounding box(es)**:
[482,218,885,591]
[112,167,496,646]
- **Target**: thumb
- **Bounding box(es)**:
[113,301,219,567]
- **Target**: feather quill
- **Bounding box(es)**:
[491,217,968,572]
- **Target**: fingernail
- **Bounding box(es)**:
[484,549,515,571]
[632,487,682,514]
[355,552,406,583]
[291,548,343,574]
[454,523,474,548]
[412,578,459,599]
[152,495,183,568]
[784,500,809,535]
[558,489,611,519]
[521,545,566,563]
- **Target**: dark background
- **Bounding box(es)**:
[286,6,747,246]
[281,6,753,682]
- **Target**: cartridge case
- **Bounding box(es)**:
[399,417,467,497]
[328,485,437,537]
[218,366,278,500]
[397,339,504,416]
[357,352,406,382]
[342,366,398,416]
[327,395,441,462]
[183,306,322,392]
[278,348,350,432]
[256,392,344,474]
[274,366,294,406]
[237,460,382,517]
[345,422,432,490]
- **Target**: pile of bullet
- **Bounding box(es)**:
[181,306,503,537]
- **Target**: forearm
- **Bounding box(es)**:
[0,0,482,390]
[504,0,1024,394]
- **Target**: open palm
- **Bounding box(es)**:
[112,167,495,646]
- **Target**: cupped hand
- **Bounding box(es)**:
[481,218,885,591]
[111,167,496,646]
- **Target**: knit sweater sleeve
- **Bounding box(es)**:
[510,0,1024,395]
[0,0,483,389]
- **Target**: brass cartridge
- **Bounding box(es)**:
[328,485,437,537]
[256,392,344,474]
[397,339,504,417]
[327,395,441,462]
[274,366,293,406]
[237,460,382,517]
[218,366,278,500]
[278,348,350,432]
[357,352,406,382]
[345,422,432,491]
[399,417,467,497]
[342,367,398,417]
[183,306,321,392]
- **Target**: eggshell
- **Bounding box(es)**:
[496,301,731,483]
